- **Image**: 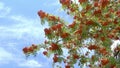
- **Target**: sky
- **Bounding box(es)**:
[0,0,120,68]
[0,0,73,68]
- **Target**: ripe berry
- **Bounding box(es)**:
[23,47,28,53]
[51,43,59,50]
[53,55,58,63]
[44,28,51,35]
[101,58,109,65]
[38,10,46,18]
[28,46,34,52]
[73,54,79,59]
[43,51,47,55]
[65,65,70,68]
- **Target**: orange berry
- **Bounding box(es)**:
[79,0,87,4]
[86,20,94,25]
[38,10,46,18]
[44,28,51,35]
[23,47,29,53]
[94,1,99,7]
[43,51,47,55]
[61,33,69,38]
[73,54,79,59]
[101,58,109,65]
[32,44,37,49]
[65,65,70,68]
[53,55,58,63]
[51,43,59,50]
[88,45,99,50]
[28,46,34,52]
[68,22,76,28]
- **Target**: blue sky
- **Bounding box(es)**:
[0,0,73,68]
[1,0,119,68]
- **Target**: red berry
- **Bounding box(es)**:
[28,46,34,52]
[38,10,46,18]
[94,1,99,7]
[113,19,118,24]
[93,34,99,38]
[60,0,71,6]
[61,33,69,38]
[23,47,28,53]
[32,44,37,49]
[88,45,99,50]
[51,43,59,50]
[75,29,82,34]
[107,34,114,39]
[43,51,47,55]
[100,37,105,41]
[93,9,101,15]
[86,20,94,25]
[100,0,109,8]
[101,58,109,65]
[65,65,70,68]
[48,16,57,21]
[44,28,51,35]
[73,54,79,59]
[68,22,76,28]
[53,55,58,63]
[56,23,63,29]
[110,64,116,68]
[79,0,87,4]
[116,10,120,15]
[102,22,109,26]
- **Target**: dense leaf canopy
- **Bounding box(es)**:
[23,0,120,68]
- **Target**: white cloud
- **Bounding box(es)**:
[19,60,42,68]
[0,47,14,64]
[0,15,45,41]
[0,2,45,67]
[0,2,11,18]
[0,10,46,68]
[0,1,58,68]
[0,1,45,43]
[0,1,44,40]
[0,46,43,68]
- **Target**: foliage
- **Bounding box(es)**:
[23,0,120,68]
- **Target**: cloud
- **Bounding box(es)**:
[0,10,47,68]
[0,1,44,42]
[0,2,11,18]
[0,45,43,68]
[0,15,45,43]
[0,47,14,64]
[18,60,42,68]
[0,1,61,68]
[0,2,45,67]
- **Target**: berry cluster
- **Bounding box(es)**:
[23,44,38,54]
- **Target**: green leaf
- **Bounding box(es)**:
[71,59,77,64]
[41,19,45,25]
[102,38,111,47]
[58,57,64,63]
[117,3,120,7]
[54,48,63,55]
[109,56,116,64]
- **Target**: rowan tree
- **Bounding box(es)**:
[23,0,120,68]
